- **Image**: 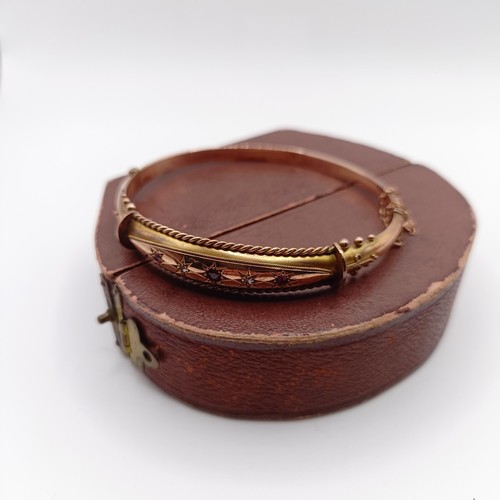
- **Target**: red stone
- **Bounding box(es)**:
[274,273,290,287]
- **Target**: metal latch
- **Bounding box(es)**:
[98,275,159,370]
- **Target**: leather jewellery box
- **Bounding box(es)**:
[95,130,475,419]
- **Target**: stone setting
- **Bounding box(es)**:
[175,256,191,275]
[240,271,257,287]
[150,248,164,264]
[204,265,224,284]
[274,272,290,288]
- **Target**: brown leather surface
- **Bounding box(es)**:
[95,129,475,418]
[124,278,460,418]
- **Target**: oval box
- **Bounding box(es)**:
[95,130,475,419]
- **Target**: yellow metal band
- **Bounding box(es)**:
[116,145,415,292]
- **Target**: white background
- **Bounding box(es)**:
[1,1,499,499]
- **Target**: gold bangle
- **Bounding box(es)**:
[116,145,415,293]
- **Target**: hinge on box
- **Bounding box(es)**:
[98,275,159,370]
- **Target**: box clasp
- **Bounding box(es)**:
[98,275,159,370]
